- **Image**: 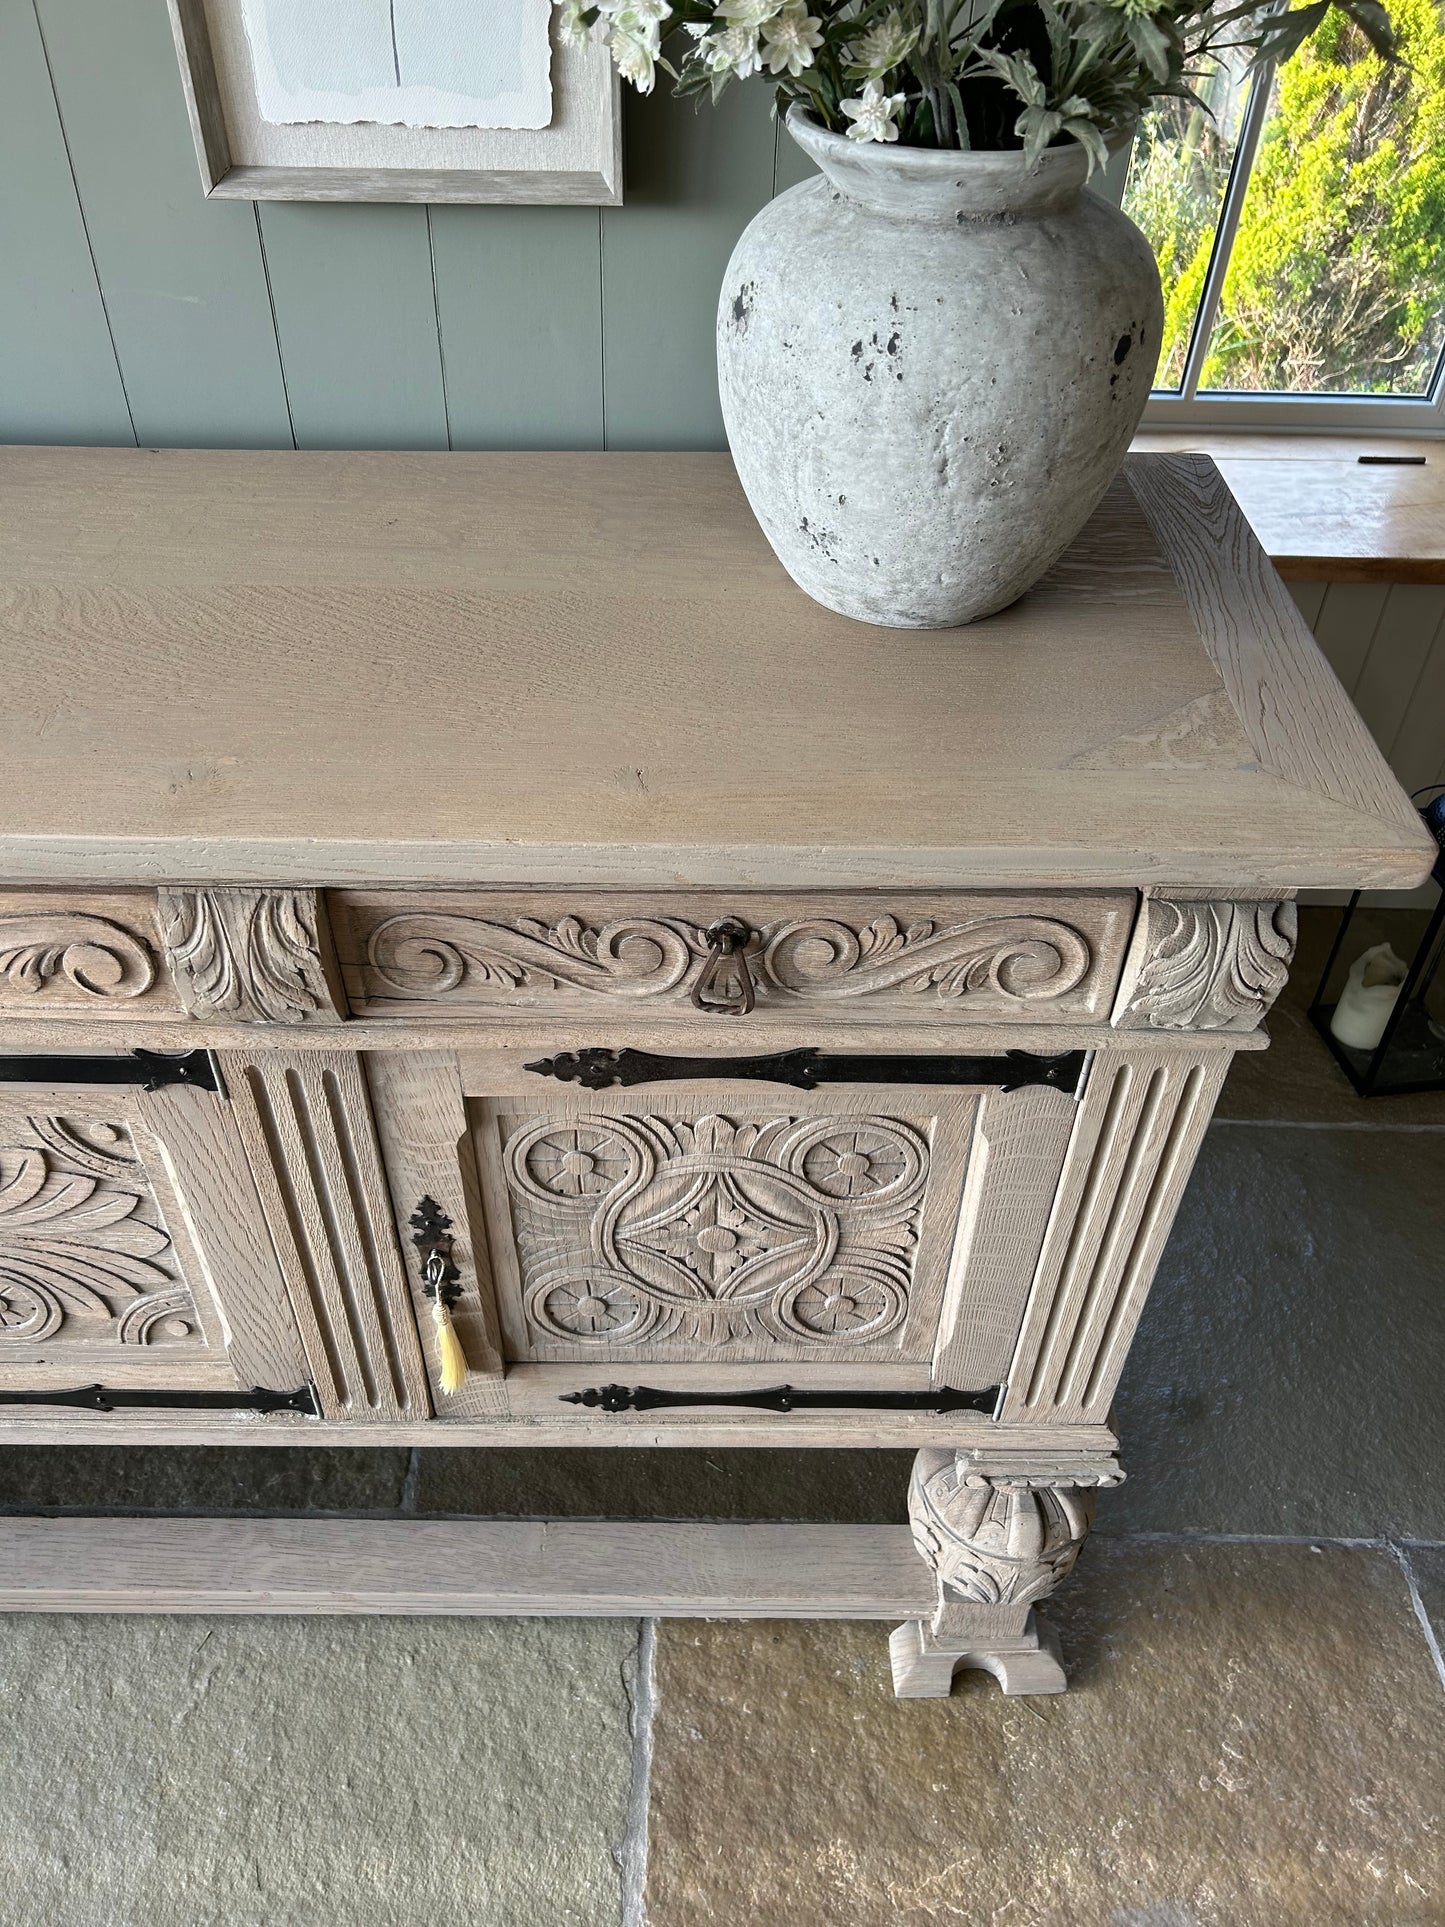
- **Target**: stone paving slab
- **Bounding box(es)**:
[1407,1543,1445,1657]
[411,1445,909,1522]
[0,1615,636,1927]
[643,1540,1445,1927]
[1105,1121,1445,1539]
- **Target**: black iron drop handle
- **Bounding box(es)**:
[690,917,755,1017]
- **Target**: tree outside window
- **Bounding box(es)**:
[1125,0,1445,420]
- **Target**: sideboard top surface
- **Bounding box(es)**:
[0,446,1430,891]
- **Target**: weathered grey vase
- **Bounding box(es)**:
[716,110,1163,628]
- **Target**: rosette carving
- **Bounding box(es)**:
[908,1448,1097,1608]
[1115,897,1297,1032]
[499,1109,930,1353]
[0,914,156,1001]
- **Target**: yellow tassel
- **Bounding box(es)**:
[432,1296,469,1395]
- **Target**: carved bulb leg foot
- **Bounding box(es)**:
[891,1446,1103,1700]
[890,1611,1067,1698]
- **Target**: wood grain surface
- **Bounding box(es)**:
[0,1516,934,1617]
[0,448,1430,891]
[1133,432,1445,583]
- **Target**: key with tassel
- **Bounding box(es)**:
[410,1196,470,1397]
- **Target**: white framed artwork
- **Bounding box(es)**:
[167,0,622,204]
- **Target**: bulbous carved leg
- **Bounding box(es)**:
[891,1446,1111,1699]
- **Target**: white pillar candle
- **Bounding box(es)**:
[1330,942,1408,1052]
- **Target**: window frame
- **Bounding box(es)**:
[1110,62,1445,435]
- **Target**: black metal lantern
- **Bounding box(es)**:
[1309,788,1445,1097]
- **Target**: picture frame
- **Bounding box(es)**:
[166,0,622,205]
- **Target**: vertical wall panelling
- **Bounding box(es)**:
[0,5,133,444]
[428,208,604,449]
[601,84,779,449]
[34,0,292,448]
[1285,580,1329,629]
[1351,584,1445,772]
[1309,582,1392,695]
[1375,590,1445,796]
[256,207,449,450]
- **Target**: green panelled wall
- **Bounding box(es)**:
[3,0,797,454]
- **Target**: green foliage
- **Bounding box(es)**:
[569,0,1403,166]
[1209,0,1445,390]
[1125,0,1445,392]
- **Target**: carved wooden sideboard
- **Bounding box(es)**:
[0,446,1430,1693]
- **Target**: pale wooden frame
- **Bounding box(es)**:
[166,0,623,205]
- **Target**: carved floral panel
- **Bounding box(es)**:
[486,1105,954,1359]
[334,890,1135,1021]
[0,1116,207,1357]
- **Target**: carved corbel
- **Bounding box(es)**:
[159,889,346,1024]
[1112,895,1296,1032]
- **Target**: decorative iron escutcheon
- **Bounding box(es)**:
[561,1383,1002,1415]
[409,1195,462,1311]
[525,1045,1087,1095]
[0,1049,220,1093]
[0,1384,319,1415]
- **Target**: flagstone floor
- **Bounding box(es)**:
[2,911,1442,1927]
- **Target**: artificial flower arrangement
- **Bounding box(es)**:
[559,0,1397,168]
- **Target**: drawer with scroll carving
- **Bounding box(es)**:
[330,889,1136,1027]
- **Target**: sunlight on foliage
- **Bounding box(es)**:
[1124,0,1445,395]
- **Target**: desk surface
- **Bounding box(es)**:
[0,446,1430,892]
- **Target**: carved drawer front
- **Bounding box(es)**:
[330,888,1136,1027]
[0,1068,308,1402]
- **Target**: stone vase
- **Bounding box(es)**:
[716,110,1163,629]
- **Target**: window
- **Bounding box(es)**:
[1122,2,1445,428]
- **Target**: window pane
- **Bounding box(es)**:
[1122,52,1255,392]
[1200,4,1445,396]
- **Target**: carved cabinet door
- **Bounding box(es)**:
[363,1049,1084,1407]
[0,1069,310,1400]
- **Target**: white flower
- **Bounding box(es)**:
[607,0,670,21]
[841,77,906,141]
[718,0,780,26]
[762,2,823,75]
[698,22,764,77]
[558,0,593,46]
[608,14,661,91]
[846,11,919,76]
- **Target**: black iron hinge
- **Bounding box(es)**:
[0,1383,319,1415]
[561,1383,1001,1415]
[0,1049,220,1094]
[525,1046,1086,1095]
